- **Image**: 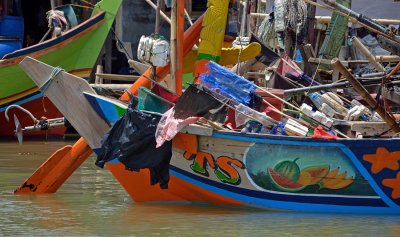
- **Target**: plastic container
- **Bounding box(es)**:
[0,16,24,39]
[256,89,284,121]
[0,37,22,58]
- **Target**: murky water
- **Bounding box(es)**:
[1,141,400,236]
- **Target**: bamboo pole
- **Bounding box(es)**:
[50,0,55,9]
[351,36,385,72]
[184,8,193,26]
[284,78,400,96]
[332,58,400,133]
[176,0,184,95]
[155,0,162,34]
[144,0,172,25]
[303,0,400,45]
[249,13,400,25]
[170,0,177,94]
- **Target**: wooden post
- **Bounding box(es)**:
[170,0,177,93]
[176,0,184,95]
[332,58,400,133]
[300,44,321,82]
[351,36,385,72]
[306,0,317,46]
[240,0,247,36]
[155,0,162,34]
[95,65,103,84]
[144,0,172,25]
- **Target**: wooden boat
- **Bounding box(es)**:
[0,0,122,138]
[20,57,400,214]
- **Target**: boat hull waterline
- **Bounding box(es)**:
[88,93,400,214]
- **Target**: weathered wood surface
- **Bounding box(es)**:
[351,37,385,72]
[309,56,400,66]
[351,122,393,137]
[333,59,400,133]
[95,73,139,82]
[19,57,109,149]
[128,59,151,75]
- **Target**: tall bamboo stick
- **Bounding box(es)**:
[176,0,184,95]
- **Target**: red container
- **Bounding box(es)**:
[256,89,284,121]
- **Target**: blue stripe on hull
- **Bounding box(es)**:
[213,132,400,209]
[3,12,106,59]
[170,166,399,214]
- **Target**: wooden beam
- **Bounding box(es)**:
[144,0,172,25]
[250,14,400,25]
[95,73,139,82]
[332,58,400,133]
[300,44,321,82]
[90,84,131,90]
[351,36,385,72]
[308,56,400,66]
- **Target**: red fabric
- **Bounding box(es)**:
[151,85,180,103]
[312,126,338,140]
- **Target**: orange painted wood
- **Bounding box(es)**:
[172,133,198,154]
[106,162,245,205]
[15,137,92,193]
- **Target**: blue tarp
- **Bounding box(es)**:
[199,62,256,105]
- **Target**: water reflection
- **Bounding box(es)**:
[1,141,399,236]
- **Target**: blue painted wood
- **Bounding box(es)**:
[88,90,400,214]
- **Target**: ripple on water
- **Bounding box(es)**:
[1,141,400,236]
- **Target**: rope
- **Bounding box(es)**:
[39,67,64,93]
[111,27,133,60]
[284,0,307,32]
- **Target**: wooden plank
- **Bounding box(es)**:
[19,57,110,149]
[95,73,139,81]
[300,44,321,82]
[351,122,393,137]
[180,124,213,136]
[90,84,131,90]
[314,16,400,26]
[309,56,400,65]
[128,59,151,75]
[319,0,351,59]
[250,14,400,25]
[333,59,400,133]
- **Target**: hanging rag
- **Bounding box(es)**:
[96,105,172,189]
[155,85,227,147]
[46,10,69,37]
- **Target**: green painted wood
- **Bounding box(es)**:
[319,0,351,60]
[0,0,121,101]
